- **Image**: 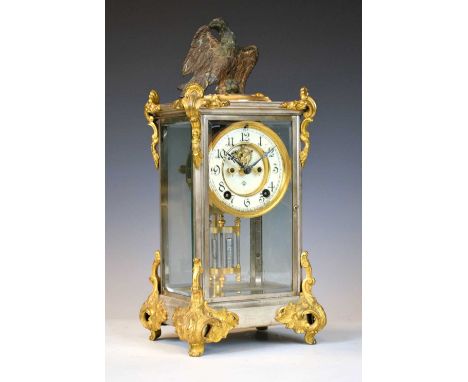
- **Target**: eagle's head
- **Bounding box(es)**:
[208,17,227,31]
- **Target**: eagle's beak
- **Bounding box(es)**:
[208,18,225,30]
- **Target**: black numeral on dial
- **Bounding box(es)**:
[216,149,226,159]
[210,165,220,175]
[241,126,249,142]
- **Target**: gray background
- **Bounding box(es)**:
[106,0,361,324]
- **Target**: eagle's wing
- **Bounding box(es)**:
[182,25,220,76]
[231,45,258,93]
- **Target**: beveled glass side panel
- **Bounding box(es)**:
[206,118,293,298]
[161,120,193,296]
[261,121,293,291]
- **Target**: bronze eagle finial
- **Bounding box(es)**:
[179,18,258,94]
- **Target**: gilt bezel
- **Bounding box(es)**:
[208,120,291,218]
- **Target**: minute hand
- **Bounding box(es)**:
[245,147,274,171]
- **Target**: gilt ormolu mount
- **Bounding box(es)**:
[140,17,326,356]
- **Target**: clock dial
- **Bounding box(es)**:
[209,121,291,218]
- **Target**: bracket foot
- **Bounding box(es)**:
[173,258,239,357]
[139,251,167,341]
[276,251,326,345]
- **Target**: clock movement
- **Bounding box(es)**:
[139,18,326,357]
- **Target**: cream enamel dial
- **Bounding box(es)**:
[209,121,291,218]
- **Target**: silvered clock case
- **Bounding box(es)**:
[140,87,326,356]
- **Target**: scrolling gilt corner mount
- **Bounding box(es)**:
[139,251,168,341]
[173,83,230,169]
[144,84,229,170]
[172,257,239,357]
[275,251,327,344]
[280,87,317,168]
[144,90,161,169]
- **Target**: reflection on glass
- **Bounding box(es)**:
[161,120,193,296]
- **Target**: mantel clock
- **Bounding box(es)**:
[139,18,326,357]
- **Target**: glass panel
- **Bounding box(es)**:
[262,121,293,291]
[161,120,193,296]
[206,119,293,298]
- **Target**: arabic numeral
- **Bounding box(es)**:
[244,198,250,207]
[227,137,234,146]
[218,182,226,192]
[216,149,226,159]
[273,164,279,173]
[268,181,275,192]
[259,196,265,203]
[210,165,220,175]
[241,126,250,142]
[258,136,262,146]
[268,147,275,157]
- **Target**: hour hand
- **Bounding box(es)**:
[225,151,244,168]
